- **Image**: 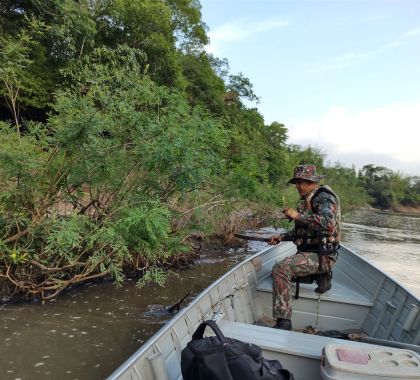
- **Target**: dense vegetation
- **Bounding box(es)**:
[1,0,418,301]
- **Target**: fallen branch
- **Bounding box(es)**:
[3,229,29,244]
[29,260,85,274]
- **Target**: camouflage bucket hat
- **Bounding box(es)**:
[288,164,326,184]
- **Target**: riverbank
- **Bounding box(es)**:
[355,204,420,217]
[392,205,420,215]
[0,233,246,304]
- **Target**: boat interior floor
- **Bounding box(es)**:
[252,315,364,338]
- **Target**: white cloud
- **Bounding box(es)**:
[205,19,290,54]
[286,101,420,176]
[362,14,387,23]
[309,28,418,72]
[309,42,407,72]
[402,28,420,38]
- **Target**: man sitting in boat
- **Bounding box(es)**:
[270,163,341,330]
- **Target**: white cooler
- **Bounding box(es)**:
[320,343,420,380]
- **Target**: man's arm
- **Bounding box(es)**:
[283,194,339,233]
[300,195,339,233]
[235,232,292,244]
[268,231,294,245]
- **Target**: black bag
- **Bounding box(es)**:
[181,320,294,380]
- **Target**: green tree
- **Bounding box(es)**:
[0,1,97,119]
[165,0,209,53]
[262,121,289,183]
[359,164,394,209]
[325,164,369,213]
[180,52,226,113]
[0,0,211,118]
[402,177,420,206]
[388,172,411,207]
[226,72,260,105]
[0,19,50,130]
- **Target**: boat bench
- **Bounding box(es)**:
[219,320,372,380]
[256,274,374,331]
[257,274,373,306]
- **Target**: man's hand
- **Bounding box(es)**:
[283,207,300,221]
[268,235,282,245]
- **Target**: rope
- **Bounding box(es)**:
[315,293,322,332]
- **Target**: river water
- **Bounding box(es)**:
[0,209,419,380]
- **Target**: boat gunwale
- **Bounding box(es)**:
[339,244,420,300]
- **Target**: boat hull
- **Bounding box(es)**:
[108,242,420,380]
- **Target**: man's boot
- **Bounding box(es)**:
[274,318,292,330]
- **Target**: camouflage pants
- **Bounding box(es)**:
[272,252,335,320]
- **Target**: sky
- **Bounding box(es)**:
[199,0,420,176]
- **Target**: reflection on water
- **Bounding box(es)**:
[0,209,419,379]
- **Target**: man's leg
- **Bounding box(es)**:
[272,252,324,327]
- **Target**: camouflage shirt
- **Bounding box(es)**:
[290,185,341,250]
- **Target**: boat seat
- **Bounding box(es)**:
[291,271,330,299]
[219,320,370,360]
[257,274,373,307]
[218,320,379,380]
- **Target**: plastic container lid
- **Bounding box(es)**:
[321,344,420,380]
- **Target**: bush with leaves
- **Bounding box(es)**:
[0,46,227,300]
